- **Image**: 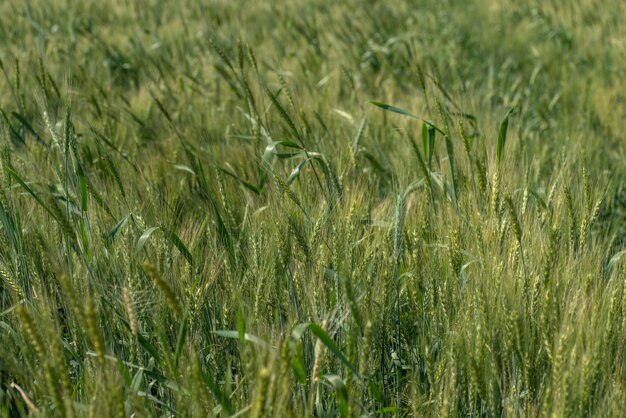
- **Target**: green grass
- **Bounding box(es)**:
[1,0,626,416]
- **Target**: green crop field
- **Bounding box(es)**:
[1,0,626,416]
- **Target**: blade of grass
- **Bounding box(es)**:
[370,101,444,135]
[497,107,517,167]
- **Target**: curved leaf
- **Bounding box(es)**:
[291,322,362,380]
[323,374,349,417]
[161,226,194,265]
[108,214,130,242]
[497,107,516,166]
[607,250,626,275]
[136,226,160,252]
[135,226,193,265]
[370,101,445,134]
[213,330,271,349]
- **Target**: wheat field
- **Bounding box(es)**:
[1,0,626,416]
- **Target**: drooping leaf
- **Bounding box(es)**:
[352,116,367,158]
[607,250,626,275]
[370,101,445,135]
[421,122,436,170]
[291,322,362,380]
[11,112,47,146]
[218,167,261,195]
[135,225,193,265]
[323,374,349,417]
[136,226,160,253]
[108,214,130,242]
[497,107,516,166]
[370,101,422,120]
[161,226,194,265]
[7,167,76,238]
[213,330,271,350]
